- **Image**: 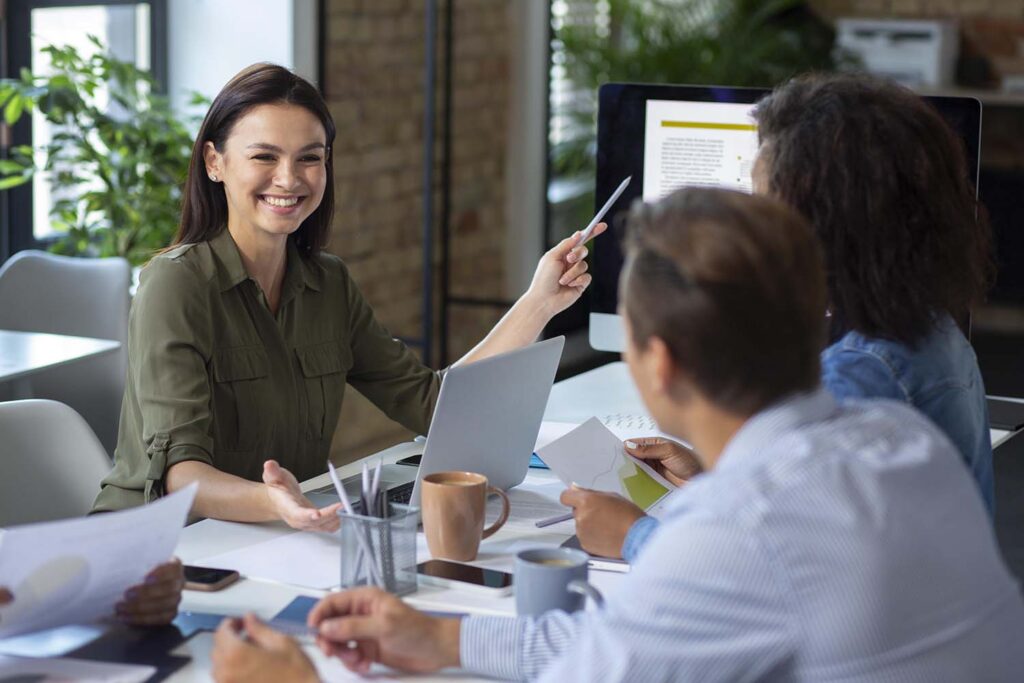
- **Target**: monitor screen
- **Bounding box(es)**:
[589,82,982,352]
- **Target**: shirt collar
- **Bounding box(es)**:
[209,227,322,294]
[713,387,838,476]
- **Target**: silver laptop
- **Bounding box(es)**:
[310,336,565,509]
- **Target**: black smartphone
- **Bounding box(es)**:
[396,454,422,467]
[183,565,240,592]
[416,559,513,595]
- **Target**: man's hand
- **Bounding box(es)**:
[212,614,318,683]
[115,558,185,626]
[624,438,703,487]
[308,587,461,674]
[560,486,646,559]
[263,460,342,532]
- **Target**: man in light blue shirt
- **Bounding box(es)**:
[209,188,1024,682]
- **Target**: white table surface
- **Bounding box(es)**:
[172,440,618,682]
[0,329,120,396]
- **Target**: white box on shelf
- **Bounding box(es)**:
[836,18,959,87]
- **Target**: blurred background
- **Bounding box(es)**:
[2,0,1024,465]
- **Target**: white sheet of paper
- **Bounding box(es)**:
[534,421,579,451]
[0,655,155,682]
[488,478,572,529]
[192,531,341,590]
[0,484,196,639]
[537,418,676,511]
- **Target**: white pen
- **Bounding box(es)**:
[535,511,574,528]
[576,175,631,246]
[327,461,354,514]
[371,458,383,515]
[361,463,370,516]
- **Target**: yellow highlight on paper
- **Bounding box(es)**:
[661,120,757,132]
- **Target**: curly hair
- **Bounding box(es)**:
[622,187,826,416]
[753,73,994,345]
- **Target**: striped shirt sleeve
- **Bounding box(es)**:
[460,610,589,681]
[461,519,794,682]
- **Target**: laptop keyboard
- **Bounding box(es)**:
[309,480,414,507]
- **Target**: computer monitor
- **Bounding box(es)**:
[589,82,982,352]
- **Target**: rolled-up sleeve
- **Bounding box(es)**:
[93,257,215,511]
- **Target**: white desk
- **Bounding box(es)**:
[172,438,621,682]
[0,329,120,399]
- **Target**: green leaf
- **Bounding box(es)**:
[4,93,24,125]
[0,173,31,190]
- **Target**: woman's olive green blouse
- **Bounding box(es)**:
[93,228,440,512]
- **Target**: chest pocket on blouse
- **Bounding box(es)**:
[212,346,270,453]
[295,342,351,440]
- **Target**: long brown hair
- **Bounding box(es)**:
[622,187,826,416]
[753,73,994,345]
[172,63,336,254]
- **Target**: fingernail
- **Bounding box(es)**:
[625,440,637,449]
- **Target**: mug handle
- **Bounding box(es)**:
[481,486,510,539]
[568,579,605,609]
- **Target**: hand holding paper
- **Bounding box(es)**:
[536,417,676,511]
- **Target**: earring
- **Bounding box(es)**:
[209,174,218,182]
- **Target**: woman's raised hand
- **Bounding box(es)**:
[525,223,608,317]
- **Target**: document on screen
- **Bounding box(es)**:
[642,99,759,200]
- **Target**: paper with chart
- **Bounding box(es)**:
[537,418,676,511]
[0,484,196,639]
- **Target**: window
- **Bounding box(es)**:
[1,0,166,259]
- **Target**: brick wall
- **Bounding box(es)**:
[810,0,1024,18]
[322,0,512,463]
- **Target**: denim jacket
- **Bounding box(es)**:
[821,315,994,517]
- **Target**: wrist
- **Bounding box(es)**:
[519,289,556,323]
[438,618,462,669]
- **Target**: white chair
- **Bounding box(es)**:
[0,400,112,526]
[0,250,130,456]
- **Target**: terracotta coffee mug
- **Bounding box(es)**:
[421,471,511,561]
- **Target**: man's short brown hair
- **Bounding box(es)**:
[622,187,826,416]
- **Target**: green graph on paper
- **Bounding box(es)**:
[618,459,670,509]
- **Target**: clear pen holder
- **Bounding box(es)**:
[338,503,419,596]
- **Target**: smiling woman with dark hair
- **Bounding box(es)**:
[92,63,604,527]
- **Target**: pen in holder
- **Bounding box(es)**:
[338,503,418,596]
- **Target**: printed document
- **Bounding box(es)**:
[0,484,195,639]
[537,418,676,511]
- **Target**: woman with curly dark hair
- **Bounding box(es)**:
[750,73,994,514]
[568,73,997,562]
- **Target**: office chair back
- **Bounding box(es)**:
[0,400,112,526]
[0,250,130,456]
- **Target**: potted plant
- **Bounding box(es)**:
[0,36,202,267]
